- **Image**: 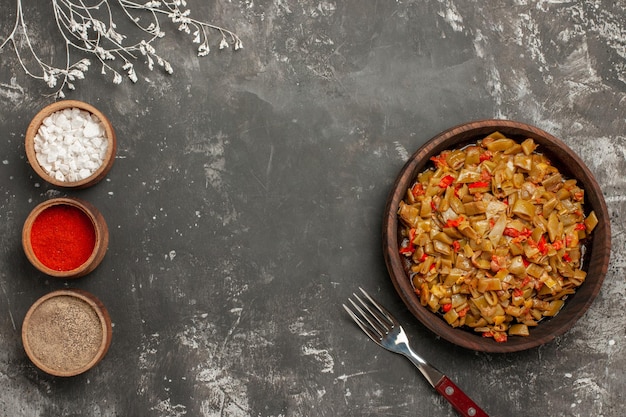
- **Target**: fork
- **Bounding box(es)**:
[343,288,490,417]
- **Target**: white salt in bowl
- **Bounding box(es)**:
[25,100,116,188]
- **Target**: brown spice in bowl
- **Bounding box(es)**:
[22,290,111,376]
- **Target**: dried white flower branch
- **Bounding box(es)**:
[0,0,242,97]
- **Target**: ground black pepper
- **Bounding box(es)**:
[25,295,103,372]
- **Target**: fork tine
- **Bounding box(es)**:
[350,293,392,335]
[358,287,399,327]
[347,296,386,337]
[343,302,384,344]
[344,287,401,347]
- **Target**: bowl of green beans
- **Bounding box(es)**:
[383,120,611,353]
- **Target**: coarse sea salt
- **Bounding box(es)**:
[34,107,109,182]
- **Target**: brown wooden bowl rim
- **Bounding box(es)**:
[21,289,112,377]
[382,119,611,353]
[24,100,116,189]
[22,197,109,278]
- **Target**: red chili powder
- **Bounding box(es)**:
[30,205,96,271]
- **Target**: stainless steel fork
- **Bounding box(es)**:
[343,288,490,417]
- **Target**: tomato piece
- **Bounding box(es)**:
[399,228,417,255]
[468,181,490,189]
[411,183,425,198]
[446,216,465,228]
[430,154,449,169]
[479,151,493,162]
[438,175,455,189]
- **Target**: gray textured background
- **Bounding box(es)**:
[1,0,625,416]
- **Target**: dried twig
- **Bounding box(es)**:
[0,0,242,97]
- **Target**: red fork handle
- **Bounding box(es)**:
[435,376,490,417]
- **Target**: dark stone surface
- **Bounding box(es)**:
[1,0,625,416]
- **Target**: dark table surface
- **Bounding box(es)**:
[1,0,625,416]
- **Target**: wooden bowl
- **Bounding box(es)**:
[25,100,116,188]
[22,289,112,377]
[22,197,109,279]
[382,120,611,353]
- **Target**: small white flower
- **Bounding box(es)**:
[198,43,209,56]
[128,69,138,83]
[123,62,138,82]
[69,19,80,32]
[46,74,57,88]
[93,20,106,34]
[107,28,125,44]
[75,60,90,72]
[69,69,85,79]
[113,73,123,84]
[94,46,104,56]
[219,38,229,50]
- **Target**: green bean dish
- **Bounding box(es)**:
[397,132,598,343]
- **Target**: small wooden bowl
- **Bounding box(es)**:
[22,289,112,377]
[382,120,611,353]
[25,100,116,188]
[22,197,109,279]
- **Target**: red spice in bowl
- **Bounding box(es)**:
[30,204,96,271]
[23,197,109,279]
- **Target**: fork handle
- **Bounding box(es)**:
[435,376,490,417]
